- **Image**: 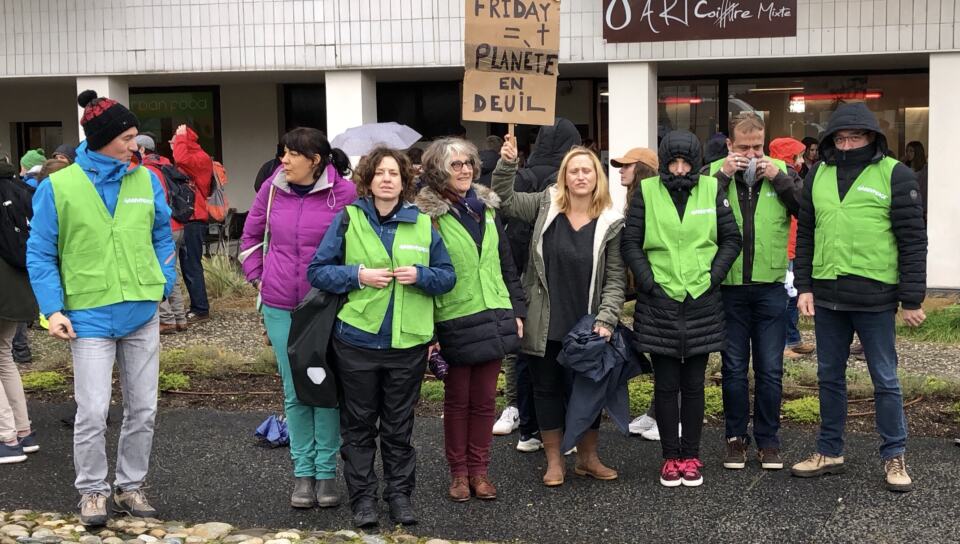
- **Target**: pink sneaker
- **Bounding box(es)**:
[680,458,704,487]
[659,459,682,487]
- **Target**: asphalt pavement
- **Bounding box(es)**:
[2,402,959,543]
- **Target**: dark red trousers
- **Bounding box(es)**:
[443,359,502,477]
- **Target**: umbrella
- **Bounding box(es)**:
[331,122,422,155]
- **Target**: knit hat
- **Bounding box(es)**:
[20,148,45,171]
[135,135,156,152]
[53,144,77,163]
[77,90,140,151]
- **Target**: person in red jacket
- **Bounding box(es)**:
[171,125,213,322]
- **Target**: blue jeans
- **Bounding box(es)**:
[179,222,209,315]
[720,283,787,449]
[814,307,906,460]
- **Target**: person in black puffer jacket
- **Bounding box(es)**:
[621,130,741,488]
[791,102,926,492]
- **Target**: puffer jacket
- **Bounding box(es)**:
[0,160,37,322]
[491,157,626,358]
[621,131,742,358]
[241,165,357,310]
[794,102,926,311]
[415,184,527,365]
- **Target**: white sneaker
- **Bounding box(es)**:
[629,414,657,435]
[492,406,520,435]
[516,434,543,452]
[640,422,660,441]
[564,447,577,456]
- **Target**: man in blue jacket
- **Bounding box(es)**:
[26,90,176,526]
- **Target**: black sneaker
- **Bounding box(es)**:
[0,442,27,464]
[387,495,417,526]
[185,311,210,324]
[723,437,748,469]
[351,497,378,528]
[758,447,784,470]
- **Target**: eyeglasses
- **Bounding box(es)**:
[450,159,476,172]
[833,132,868,145]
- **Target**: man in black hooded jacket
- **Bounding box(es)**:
[791,103,926,493]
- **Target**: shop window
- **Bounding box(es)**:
[284,84,328,133]
[15,122,62,161]
[377,82,461,140]
[658,81,721,144]
[129,87,222,160]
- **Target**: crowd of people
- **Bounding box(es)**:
[0,89,933,530]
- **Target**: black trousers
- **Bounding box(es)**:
[527,340,600,432]
[333,338,427,506]
[651,353,709,459]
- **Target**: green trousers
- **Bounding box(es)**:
[262,304,339,479]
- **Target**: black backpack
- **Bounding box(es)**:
[159,164,196,223]
[0,176,34,269]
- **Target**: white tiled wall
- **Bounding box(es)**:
[1,0,957,77]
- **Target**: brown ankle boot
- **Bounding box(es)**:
[469,474,497,500]
[574,429,618,480]
[448,476,470,502]
[540,429,566,486]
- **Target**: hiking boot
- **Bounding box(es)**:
[315,478,340,508]
[758,447,784,470]
[112,488,157,518]
[290,476,316,508]
[186,311,210,324]
[448,476,470,502]
[516,431,543,452]
[783,347,804,360]
[78,493,108,527]
[18,432,39,453]
[0,442,27,464]
[723,437,748,469]
[492,406,519,435]
[387,495,417,525]
[469,474,497,500]
[791,453,845,478]
[159,323,177,335]
[680,458,704,487]
[884,455,913,492]
[659,459,682,487]
[351,498,378,528]
[176,322,188,332]
[628,414,656,435]
[790,341,815,354]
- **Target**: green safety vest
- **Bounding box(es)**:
[812,156,899,285]
[434,209,512,322]
[640,175,719,302]
[708,157,790,285]
[50,163,166,311]
[337,205,436,349]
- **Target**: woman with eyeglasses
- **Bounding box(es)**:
[491,136,626,487]
[308,147,456,528]
[414,138,526,502]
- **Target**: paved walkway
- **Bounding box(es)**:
[3,403,959,543]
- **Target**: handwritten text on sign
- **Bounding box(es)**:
[603,0,797,43]
[463,0,561,126]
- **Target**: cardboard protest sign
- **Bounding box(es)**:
[463,0,561,126]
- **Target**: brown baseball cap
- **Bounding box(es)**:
[610,147,659,170]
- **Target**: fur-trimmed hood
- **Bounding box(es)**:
[415,183,501,218]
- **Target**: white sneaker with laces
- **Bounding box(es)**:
[629,414,657,435]
[492,406,520,435]
[639,423,681,441]
[516,434,543,452]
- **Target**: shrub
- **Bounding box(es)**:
[21,371,67,392]
[628,378,653,415]
[420,380,445,402]
[158,372,191,392]
[203,255,256,299]
[703,386,723,418]
[783,396,820,423]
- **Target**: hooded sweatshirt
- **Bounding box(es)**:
[794,102,926,311]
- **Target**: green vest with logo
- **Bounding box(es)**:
[640,175,719,303]
[434,209,512,322]
[708,157,790,285]
[337,204,436,349]
[49,163,166,311]
[812,156,899,285]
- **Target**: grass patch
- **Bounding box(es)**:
[158,372,191,391]
[704,385,723,417]
[784,360,818,387]
[783,396,820,423]
[952,400,960,423]
[160,345,268,377]
[897,303,960,344]
[203,255,256,300]
[21,371,67,392]
[420,380,445,402]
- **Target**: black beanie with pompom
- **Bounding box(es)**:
[77,90,139,152]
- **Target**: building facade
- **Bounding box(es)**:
[1,0,957,287]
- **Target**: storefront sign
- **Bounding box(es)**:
[462,0,561,126]
[603,0,797,43]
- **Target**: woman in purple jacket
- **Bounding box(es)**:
[240,127,357,509]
